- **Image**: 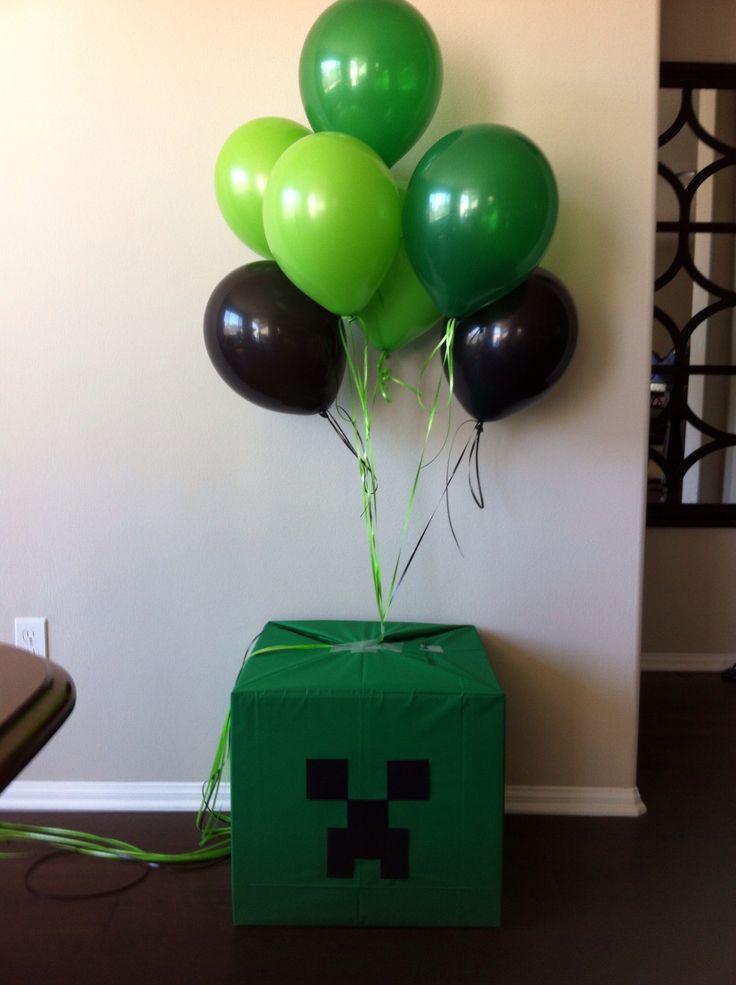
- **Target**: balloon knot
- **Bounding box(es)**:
[377,358,394,402]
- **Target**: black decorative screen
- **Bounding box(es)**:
[648,62,736,526]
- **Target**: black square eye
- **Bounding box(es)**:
[306,759,349,800]
[387,760,430,800]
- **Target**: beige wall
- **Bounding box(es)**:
[642,0,736,657]
[660,0,736,61]
[643,529,736,652]
[0,0,658,790]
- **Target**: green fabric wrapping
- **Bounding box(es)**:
[231,620,505,927]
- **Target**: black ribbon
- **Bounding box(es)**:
[24,850,152,901]
[388,419,485,607]
[321,406,377,491]
[321,405,378,507]
[321,406,363,460]
[443,420,485,558]
[468,421,485,509]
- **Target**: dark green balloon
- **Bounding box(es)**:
[299,0,442,167]
[403,125,558,317]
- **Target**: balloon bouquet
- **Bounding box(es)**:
[203,0,577,631]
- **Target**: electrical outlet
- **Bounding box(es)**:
[14,617,48,658]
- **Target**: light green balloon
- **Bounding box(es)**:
[262,132,401,316]
[357,189,441,353]
[214,117,310,257]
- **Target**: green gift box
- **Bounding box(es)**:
[230,620,505,926]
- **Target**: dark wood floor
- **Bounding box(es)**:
[1,672,734,985]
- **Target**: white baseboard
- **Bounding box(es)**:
[641,652,735,672]
[504,785,646,817]
[1,781,645,818]
[0,781,227,813]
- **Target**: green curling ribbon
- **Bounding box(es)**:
[339,318,456,637]
[372,349,422,405]
[341,319,386,632]
[0,643,335,874]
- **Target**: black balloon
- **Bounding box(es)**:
[447,269,577,422]
[203,261,346,415]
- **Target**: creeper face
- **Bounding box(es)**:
[306,759,430,879]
